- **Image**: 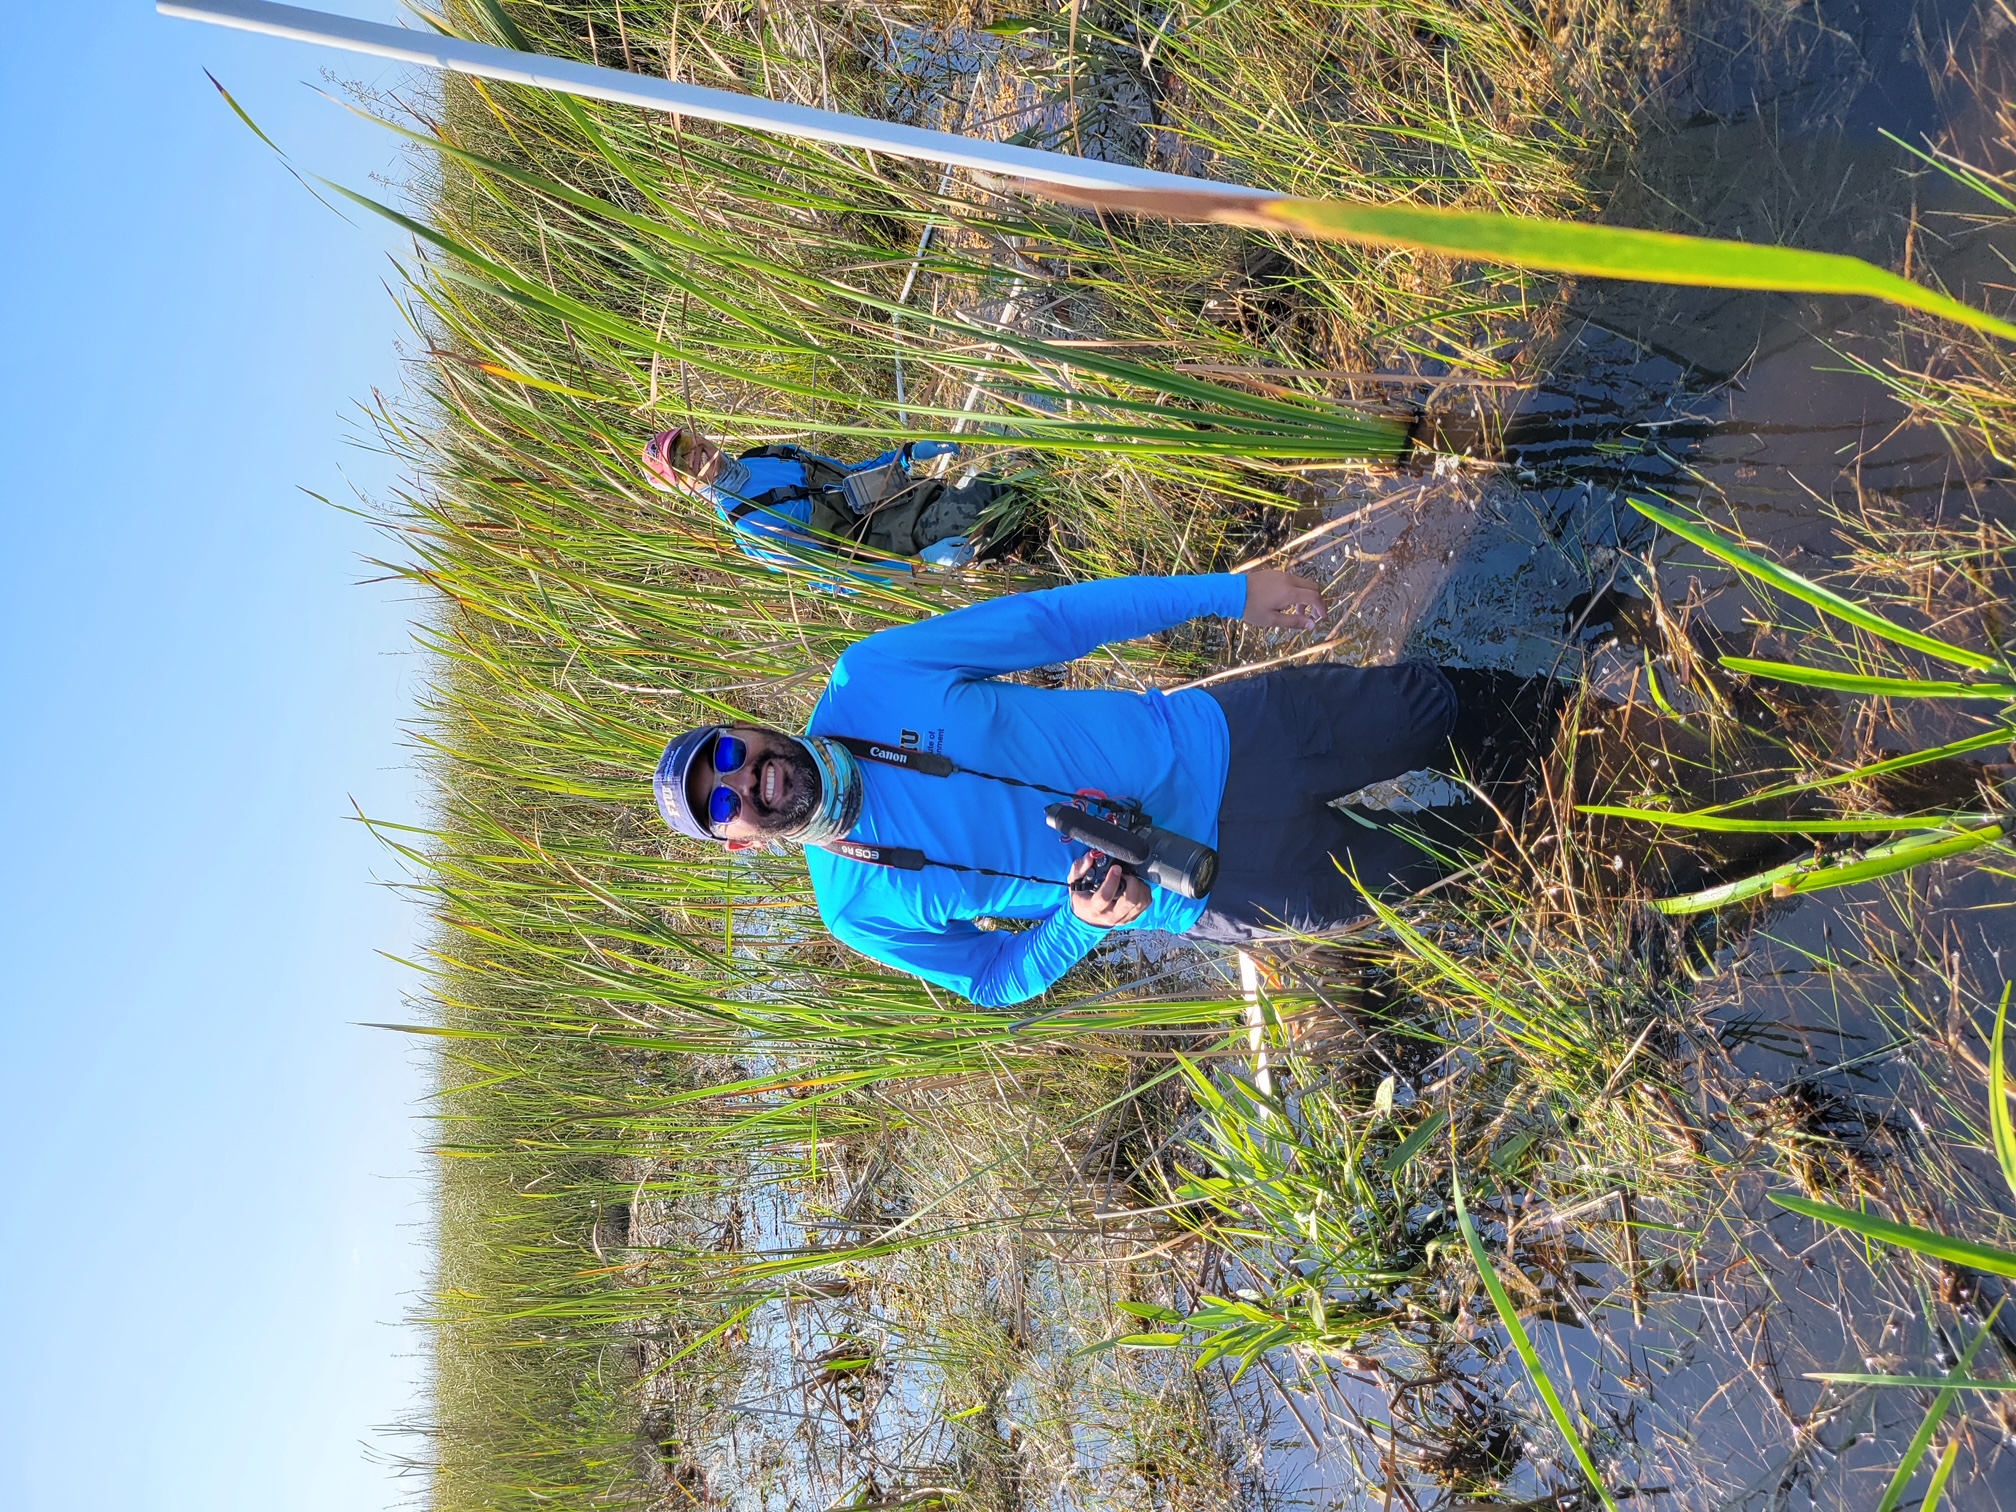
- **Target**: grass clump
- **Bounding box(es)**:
[1856,25,2016,463]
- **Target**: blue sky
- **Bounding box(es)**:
[0,4,430,1509]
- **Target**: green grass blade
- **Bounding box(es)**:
[1793,825,2009,889]
[1884,1409,1955,1512]
[1381,1108,1450,1175]
[1578,806,1984,834]
[1249,200,2016,343]
[1694,728,2016,814]
[1357,886,1587,1060]
[325,175,1408,460]
[463,0,535,49]
[1771,1193,2016,1278]
[1452,1172,1621,1512]
[649,1296,770,1372]
[1808,1373,2016,1391]
[1631,500,2003,671]
[1993,983,2016,1203]
[331,112,1411,450]
[1883,130,2016,214]
[1642,653,1698,727]
[1655,822,2008,913]
[1718,659,2016,699]
[204,72,288,158]
[1919,1438,1962,1512]
[1873,1312,1998,1512]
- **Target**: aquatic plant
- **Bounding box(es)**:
[1860,124,2016,464]
[1581,500,2014,913]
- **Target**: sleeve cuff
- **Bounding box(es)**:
[1022,903,1108,991]
[1048,905,1108,953]
[1209,572,1250,621]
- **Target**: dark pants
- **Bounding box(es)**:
[1189,663,1467,944]
[809,475,1010,557]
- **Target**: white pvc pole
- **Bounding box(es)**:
[157,0,1271,201]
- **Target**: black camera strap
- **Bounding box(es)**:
[813,735,1124,889]
[817,835,1064,889]
[826,735,1101,807]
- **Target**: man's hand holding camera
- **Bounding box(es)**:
[1067,851,1152,929]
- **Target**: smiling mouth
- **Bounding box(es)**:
[758,756,785,811]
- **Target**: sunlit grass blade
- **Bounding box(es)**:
[1631,500,2004,671]
[1871,1311,1998,1512]
[1808,1373,2016,1391]
[205,71,288,157]
[1918,1438,1962,1512]
[1259,201,2016,343]
[1381,1108,1449,1175]
[1578,806,1987,834]
[1771,1193,2016,1278]
[1642,652,1698,727]
[1654,821,2008,913]
[1357,886,1589,1061]
[1992,983,2016,1202]
[1883,129,2016,214]
[1693,728,2016,814]
[1718,658,2016,700]
[1452,1172,1621,1512]
[313,155,1412,460]
[1031,185,2016,342]
[646,1295,771,1374]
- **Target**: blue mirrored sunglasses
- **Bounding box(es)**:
[705,733,749,829]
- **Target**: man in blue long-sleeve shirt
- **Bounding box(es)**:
[652,571,1504,1007]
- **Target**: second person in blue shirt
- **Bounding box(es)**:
[642,426,1027,583]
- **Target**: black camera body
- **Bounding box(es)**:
[1044,804,1219,901]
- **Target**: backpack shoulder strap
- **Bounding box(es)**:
[738,443,852,491]
[722,449,811,523]
[723,483,812,524]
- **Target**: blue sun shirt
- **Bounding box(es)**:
[804,574,1248,1008]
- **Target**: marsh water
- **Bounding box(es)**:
[1241,0,2016,1502]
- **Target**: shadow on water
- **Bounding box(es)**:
[1254,0,2016,1502]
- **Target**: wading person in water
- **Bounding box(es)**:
[642,426,1021,581]
[652,570,1544,1008]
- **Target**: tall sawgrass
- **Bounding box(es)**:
[349,0,2016,1506]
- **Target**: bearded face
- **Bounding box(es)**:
[684,726,823,841]
[759,739,822,835]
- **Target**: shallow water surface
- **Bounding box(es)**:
[1252,0,2016,1502]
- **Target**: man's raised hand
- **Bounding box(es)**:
[1068,852,1151,929]
[1240,567,1328,631]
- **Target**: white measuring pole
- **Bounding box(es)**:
[158,0,1271,201]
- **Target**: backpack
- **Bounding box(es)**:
[724,445,857,526]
